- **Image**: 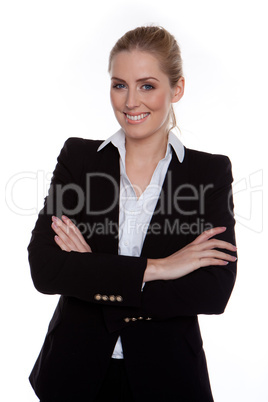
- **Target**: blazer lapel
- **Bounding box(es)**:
[141,148,190,259]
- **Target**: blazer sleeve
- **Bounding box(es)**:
[28,138,147,307]
[139,154,237,318]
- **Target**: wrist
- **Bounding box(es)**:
[143,258,165,282]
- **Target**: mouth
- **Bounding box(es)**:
[123,112,150,124]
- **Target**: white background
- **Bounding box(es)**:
[1,0,267,401]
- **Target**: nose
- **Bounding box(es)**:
[126,88,140,109]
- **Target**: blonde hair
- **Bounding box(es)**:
[108,26,184,131]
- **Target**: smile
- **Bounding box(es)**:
[124,112,150,123]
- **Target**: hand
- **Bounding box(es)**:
[144,227,237,282]
[51,215,92,253]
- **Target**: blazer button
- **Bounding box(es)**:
[116,295,123,302]
[138,317,143,320]
[145,317,152,320]
[124,318,130,323]
[109,295,116,302]
[102,295,108,301]
[131,318,137,321]
[94,294,102,301]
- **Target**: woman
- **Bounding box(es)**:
[28,26,237,401]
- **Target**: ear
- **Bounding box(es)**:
[171,77,185,103]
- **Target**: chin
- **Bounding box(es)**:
[122,125,151,138]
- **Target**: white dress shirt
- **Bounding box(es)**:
[97,128,184,359]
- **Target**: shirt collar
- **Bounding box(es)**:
[97,128,185,163]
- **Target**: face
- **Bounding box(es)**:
[110,50,184,142]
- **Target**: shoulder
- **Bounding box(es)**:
[56,136,120,178]
[54,137,106,181]
[185,147,231,170]
[185,147,231,167]
[184,147,233,184]
[63,137,103,155]
[58,137,106,167]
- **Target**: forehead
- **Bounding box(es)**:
[110,50,166,79]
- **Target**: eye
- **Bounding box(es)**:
[142,84,154,90]
[112,83,126,89]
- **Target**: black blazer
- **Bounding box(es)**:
[28,137,237,402]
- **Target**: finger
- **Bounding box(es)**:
[197,239,237,252]
[61,215,89,248]
[201,250,237,262]
[61,216,92,252]
[52,216,92,253]
[191,227,227,245]
[54,234,72,252]
[52,216,81,249]
[51,220,78,250]
[198,258,230,268]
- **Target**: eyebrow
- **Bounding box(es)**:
[111,76,159,83]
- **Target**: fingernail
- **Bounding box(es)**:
[224,261,229,265]
[62,215,67,220]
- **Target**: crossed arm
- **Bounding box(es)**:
[51,215,237,283]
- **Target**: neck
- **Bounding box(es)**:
[125,131,169,165]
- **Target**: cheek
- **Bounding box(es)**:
[110,91,122,111]
[110,91,118,110]
[149,91,171,111]
[110,91,116,110]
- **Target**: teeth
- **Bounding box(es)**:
[126,113,149,121]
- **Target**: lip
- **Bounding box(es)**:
[123,112,150,124]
